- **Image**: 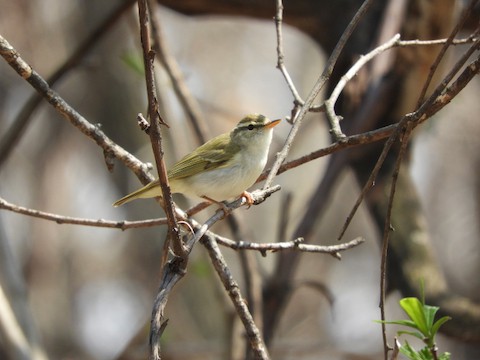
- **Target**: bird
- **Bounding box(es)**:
[113,114,281,207]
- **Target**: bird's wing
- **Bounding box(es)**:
[167,133,239,180]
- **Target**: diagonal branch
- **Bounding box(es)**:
[263,0,377,345]
[265,0,376,190]
[201,233,270,360]
[0,0,137,169]
[0,34,153,185]
[415,0,480,107]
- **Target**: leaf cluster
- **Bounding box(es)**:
[379,297,451,360]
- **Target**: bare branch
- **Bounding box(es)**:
[396,36,479,47]
[186,186,281,251]
[379,123,413,359]
[0,0,137,169]
[149,257,186,360]
[324,34,400,139]
[274,0,303,105]
[337,44,480,241]
[0,197,168,230]
[138,0,183,257]
[147,0,209,144]
[414,0,480,107]
[0,34,153,185]
[215,235,364,258]
[201,233,270,360]
[266,0,376,189]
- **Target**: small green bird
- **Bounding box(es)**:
[113,114,280,207]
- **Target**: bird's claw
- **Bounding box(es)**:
[241,191,254,208]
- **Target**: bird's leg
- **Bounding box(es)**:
[201,192,254,216]
[240,191,254,208]
[185,200,212,216]
[202,196,231,216]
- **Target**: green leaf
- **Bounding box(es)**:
[399,342,429,360]
[431,316,451,337]
[381,294,451,359]
[438,352,451,360]
[400,297,429,336]
[376,319,419,329]
[397,330,425,341]
[418,347,434,360]
[423,303,440,331]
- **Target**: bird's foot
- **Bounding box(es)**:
[241,191,254,208]
[202,196,231,216]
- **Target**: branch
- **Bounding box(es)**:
[137,3,189,359]
[215,235,364,258]
[146,186,280,360]
[0,34,153,185]
[324,34,401,139]
[379,123,413,359]
[147,0,209,144]
[137,0,183,256]
[201,233,270,360]
[414,0,480,107]
[274,0,303,105]
[263,122,397,180]
[265,0,376,190]
[0,0,137,169]
[149,256,186,360]
[186,187,281,251]
[337,38,480,241]
[0,197,167,230]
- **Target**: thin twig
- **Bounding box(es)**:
[147,0,209,144]
[215,235,364,258]
[138,0,183,256]
[274,0,303,105]
[262,122,397,180]
[226,214,264,358]
[137,2,187,359]
[149,256,186,360]
[397,36,479,47]
[266,0,376,190]
[379,123,413,360]
[415,0,480,107]
[337,42,480,241]
[0,197,167,230]
[324,34,401,139]
[187,187,281,251]
[0,195,365,257]
[262,0,377,346]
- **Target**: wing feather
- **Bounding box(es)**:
[167,133,239,180]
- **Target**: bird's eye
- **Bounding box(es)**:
[247,124,254,130]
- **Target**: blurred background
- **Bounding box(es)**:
[1,0,479,359]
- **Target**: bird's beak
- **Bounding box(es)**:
[265,119,281,128]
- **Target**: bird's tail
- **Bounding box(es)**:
[113,180,162,207]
